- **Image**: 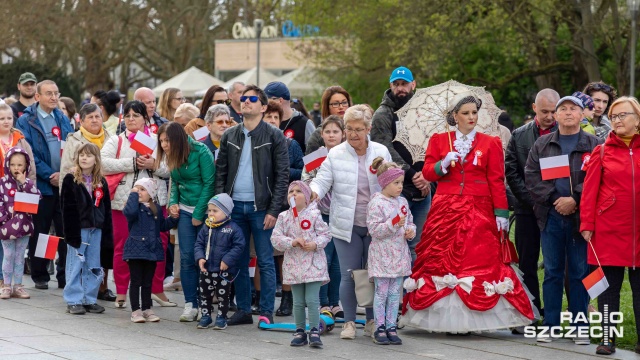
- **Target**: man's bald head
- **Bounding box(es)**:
[532,89,560,129]
[134,87,156,118]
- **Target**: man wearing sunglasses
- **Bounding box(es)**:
[264,81,315,154]
[214,85,289,326]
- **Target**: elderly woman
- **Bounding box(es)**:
[158,122,215,322]
[305,86,353,154]
[580,96,640,355]
[59,103,115,300]
[173,103,200,128]
[201,104,233,156]
[302,115,345,319]
[101,100,175,309]
[402,92,535,333]
[309,105,391,339]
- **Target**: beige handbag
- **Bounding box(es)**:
[350,268,374,308]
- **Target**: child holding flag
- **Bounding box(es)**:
[61,144,112,314]
[123,178,179,323]
[0,147,39,299]
[271,181,330,348]
[366,157,415,345]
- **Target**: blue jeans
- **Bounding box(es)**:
[403,194,432,263]
[233,201,276,314]
[178,210,203,307]
[63,228,103,305]
[319,214,340,307]
[541,213,589,327]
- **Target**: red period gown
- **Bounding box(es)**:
[401,131,536,332]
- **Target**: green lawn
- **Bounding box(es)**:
[509,223,637,351]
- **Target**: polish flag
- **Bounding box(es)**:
[582,267,609,299]
[130,131,156,157]
[391,210,402,226]
[540,155,570,180]
[303,147,328,172]
[14,192,39,214]
[289,196,298,218]
[248,257,257,277]
[35,234,60,260]
[193,126,210,141]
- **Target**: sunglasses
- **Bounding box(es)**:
[215,99,231,105]
[214,119,234,125]
[591,83,613,92]
[240,95,260,103]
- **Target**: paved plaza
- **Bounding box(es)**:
[0,276,638,360]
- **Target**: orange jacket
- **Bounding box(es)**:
[422,131,508,217]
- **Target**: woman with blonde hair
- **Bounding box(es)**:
[157,88,184,121]
[580,96,640,355]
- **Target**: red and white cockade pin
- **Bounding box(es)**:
[473,150,483,166]
[8,189,16,197]
[401,205,407,215]
[150,124,158,133]
[301,219,311,230]
[52,126,61,141]
[284,129,294,139]
[581,153,591,171]
[94,187,104,207]
[369,165,377,174]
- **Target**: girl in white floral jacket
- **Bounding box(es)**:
[366,157,416,345]
[271,180,330,348]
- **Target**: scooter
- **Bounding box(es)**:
[258,314,336,334]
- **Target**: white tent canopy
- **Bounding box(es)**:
[152,66,224,97]
[195,67,278,97]
[275,67,324,98]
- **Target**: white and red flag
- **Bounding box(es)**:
[35,234,60,260]
[193,126,210,141]
[582,266,609,299]
[14,192,39,214]
[289,196,298,218]
[303,147,328,172]
[248,257,257,277]
[540,155,570,180]
[130,131,156,157]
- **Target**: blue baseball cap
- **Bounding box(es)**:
[264,81,291,101]
[389,67,414,83]
[556,96,584,111]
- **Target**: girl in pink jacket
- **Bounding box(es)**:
[366,157,415,345]
[271,180,330,348]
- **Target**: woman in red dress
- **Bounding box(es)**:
[401,92,536,332]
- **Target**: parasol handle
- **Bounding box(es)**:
[446,121,455,168]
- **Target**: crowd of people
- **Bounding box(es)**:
[0,68,638,355]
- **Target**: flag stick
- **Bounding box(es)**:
[588,240,603,268]
[445,122,456,168]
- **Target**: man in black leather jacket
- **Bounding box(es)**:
[214,85,289,326]
[505,88,559,320]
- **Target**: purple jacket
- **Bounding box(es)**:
[0,147,40,240]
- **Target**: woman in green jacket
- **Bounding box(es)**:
[157,122,216,322]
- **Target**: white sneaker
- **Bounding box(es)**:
[363,319,375,337]
[179,303,199,322]
[537,334,553,343]
[340,321,356,340]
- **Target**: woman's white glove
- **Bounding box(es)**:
[441,152,461,173]
[496,216,509,232]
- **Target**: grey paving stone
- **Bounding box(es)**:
[8,335,116,353]
[52,349,159,360]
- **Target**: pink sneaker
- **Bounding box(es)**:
[0,286,11,299]
[12,285,30,299]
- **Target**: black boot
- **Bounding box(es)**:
[251,291,261,315]
[276,290,292,316]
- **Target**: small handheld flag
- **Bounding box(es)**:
[583,266,609,300]
[289,196,298,218]
[193,126,210,141]
[540,155,570,180]
[303,147,328,172]
[248,257,257,277]
[14,192,39,214]
[392,211,402,226]
[130,131,157,157]
[35,234,60,260]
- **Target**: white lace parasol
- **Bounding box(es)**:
[394,80,502,164]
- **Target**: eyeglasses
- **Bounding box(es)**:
[610,112,637,122]
[291,98,300,104]
[41,91,61,98]
[214,119,234,125]
[171,97,186,102]
[330,101,349,108]
[240,96,260,103]
[345,127,367,134]
[215,99,231,105]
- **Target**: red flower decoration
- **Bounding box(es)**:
[301,219,311,230]
[284,129,294,139]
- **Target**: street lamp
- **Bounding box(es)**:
[629,0,640,96]
[254,19,264,87]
